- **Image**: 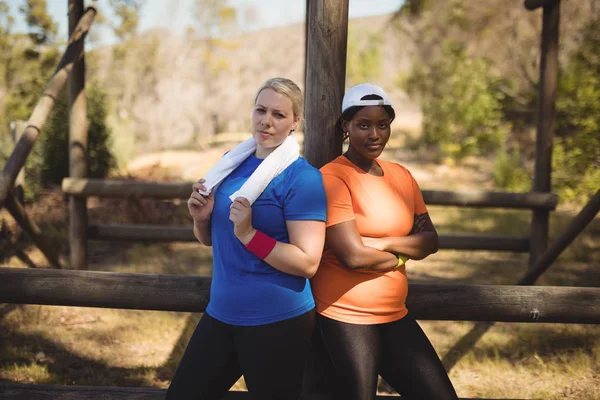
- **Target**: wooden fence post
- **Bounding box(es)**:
[304,0,349,168]
[529,0,560,270]
[68,0,88,270]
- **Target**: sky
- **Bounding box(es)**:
[10,0,404,45]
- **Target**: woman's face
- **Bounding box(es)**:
[252,88,299,149]
[343,106,392,160]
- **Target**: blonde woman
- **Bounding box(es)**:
[167,78,327,399]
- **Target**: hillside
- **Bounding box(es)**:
[86,14,420,158]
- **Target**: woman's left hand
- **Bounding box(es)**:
[230,197,256,244]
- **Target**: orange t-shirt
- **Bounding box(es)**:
[311,155,428,324]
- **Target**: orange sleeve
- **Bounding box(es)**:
[322,173,355,227]
[409,171,428,215]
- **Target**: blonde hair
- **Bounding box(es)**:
[254,77,304,128]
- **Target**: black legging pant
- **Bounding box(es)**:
[166,310,315,400]
[307,313,458,400]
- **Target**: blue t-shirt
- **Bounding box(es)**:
[206,155,327,326]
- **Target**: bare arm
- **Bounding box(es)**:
[326,220,399,272]
[193,219,212,246]
[230,198,325,278]
[238,220,326,278]
[361,213,439,260]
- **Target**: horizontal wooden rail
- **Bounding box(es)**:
[1,267,599,323]
[87,224,530,252]
[62,178,558,210]
[0,383,507,400]
[88,224,196,242]
[438,235,529,252]
[63,178,191,199]
[421,190,557,210]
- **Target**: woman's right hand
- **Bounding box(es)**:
[188,179,215,222]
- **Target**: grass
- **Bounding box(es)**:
[1,149,599,398]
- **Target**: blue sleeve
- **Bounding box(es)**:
[283,168,327,222]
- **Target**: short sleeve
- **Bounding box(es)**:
[322,173,355,227]
[283,168,327,221]
[408,171,428,215]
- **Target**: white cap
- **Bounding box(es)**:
[341,83,393,113]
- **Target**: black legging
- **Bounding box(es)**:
[166,310,315,400]
[306,313,458,400]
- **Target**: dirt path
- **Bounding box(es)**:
[125,145,497,193]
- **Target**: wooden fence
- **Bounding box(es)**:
[1,266,599,400]
[62,177,558,253]
[2,0,595,399]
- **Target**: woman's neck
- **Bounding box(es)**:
[255,145,274,159]
[343,149,379,175]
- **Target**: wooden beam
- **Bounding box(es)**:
[0,7,96,209]
[87,224,530,252]
[439,235,529,252]
[519,190,600,285]
[63,178,192,199]
[529,0,560,268]
[524,0,559,11]
[0,383,497,400]
[422,190,557,210]
[304,0,349,168]
[0,267,211,313]
[1,267,599,323]
[4,194,67,269]
[0,384,242,400]
[62,178,558,210]
[88,224,196,242]
[68,0,88,270]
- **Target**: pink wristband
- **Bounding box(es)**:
[245,230,276,259]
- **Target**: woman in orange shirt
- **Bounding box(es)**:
[310,84,457,400]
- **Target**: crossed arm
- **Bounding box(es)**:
[327,212,439,273]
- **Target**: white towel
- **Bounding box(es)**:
[198,134,300,205]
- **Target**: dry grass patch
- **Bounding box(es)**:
[1,150,599,397]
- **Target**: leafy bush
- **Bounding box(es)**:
[24,83,115,199]
[492,149,530,192]
[553,17,600,203]
[406,41,511,160]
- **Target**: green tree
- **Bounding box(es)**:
[0,0,15,148]
[20,0,57,45]
[25,84,115,199]
[553,16,600,202]
[106,0,149,136]
[406,41,510,159]
[110,0,144,42]
[346,30,382,87]
[192,0,237,79]
[1,0,59,160]
[191,0,237,138]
